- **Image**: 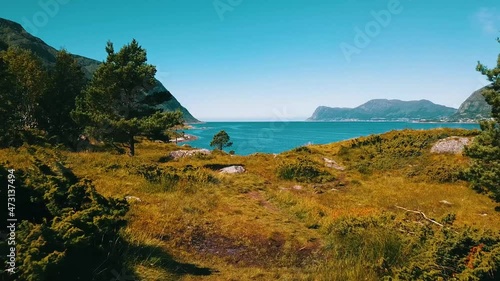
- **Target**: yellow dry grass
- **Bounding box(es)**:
[1,128,498,280]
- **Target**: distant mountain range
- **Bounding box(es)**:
[308,90,492,122]
[308,99,457,121]
[0,18,199,123]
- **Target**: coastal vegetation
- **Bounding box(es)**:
[209,130,233,151]
[0,159,129,281]
[1,127,500,280]
[72,39,183,156]
[0,39,183,156]
[464,38,500,202]
[0,16,499,280]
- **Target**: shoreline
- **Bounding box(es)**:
[170,134,198,143]
[187,120,481,124]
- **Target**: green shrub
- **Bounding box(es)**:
[394,227,500,280]
[291,146,312,154]
[127,163,163,182]
[339,129,479,173]
[0,159,129,281]
[138,165,219,193]
[322,214,500,280]
[407,158,466,183]
[324,215,411,278]
[277,159,334,183]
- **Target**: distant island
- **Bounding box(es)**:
[308,99,457,121]
[308,90,491,122]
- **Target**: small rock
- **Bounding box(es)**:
[439,200,453,205]
[125,196,142,202]
[323,157,345,171]
[292,185,303,190]
[219,165,246,174]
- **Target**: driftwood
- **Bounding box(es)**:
[395,205,444,227]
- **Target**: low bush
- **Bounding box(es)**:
[277,158,334,183]
[407,157,467,183]
[321,214,500,280]
[339,129,478,174]
[135,164,220,193]
[0,159,129,281]
[291,146,312,154]
[127,163,164,183]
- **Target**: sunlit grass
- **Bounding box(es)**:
[1,128,499,280]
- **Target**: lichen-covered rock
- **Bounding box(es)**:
[219,165,245,174]
[431,137,472,154]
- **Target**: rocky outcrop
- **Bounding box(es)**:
[431,137,472,154]
[169,149,211,159]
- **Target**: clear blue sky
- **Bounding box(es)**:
[1,0,499,121]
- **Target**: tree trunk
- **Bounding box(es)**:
[129,134,135,156]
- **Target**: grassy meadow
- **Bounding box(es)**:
[2,128,499,280]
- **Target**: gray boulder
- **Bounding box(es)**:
[219,165,246,174]
[323,157,345,171]
[431,137,472,154]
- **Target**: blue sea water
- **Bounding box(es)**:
[184,122,479,155]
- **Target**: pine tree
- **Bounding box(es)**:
[465,37,500,201]
[72,40,183,155]
[39,50,86,146]
[210,130,233,151]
